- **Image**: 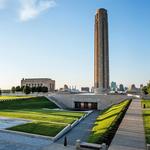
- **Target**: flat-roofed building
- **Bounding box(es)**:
[21,78,55,92]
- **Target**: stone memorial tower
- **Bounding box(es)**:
[94,8,109,94]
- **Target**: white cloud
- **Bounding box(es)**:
[19,0,56,22]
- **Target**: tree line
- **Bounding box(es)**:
[11,86,48,94]
[142,83,150,95]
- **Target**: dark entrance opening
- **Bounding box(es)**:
[74,102,98,110]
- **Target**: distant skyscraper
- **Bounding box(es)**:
[94,8,109,94]
[119,84,124,91]
[111,81,117,91]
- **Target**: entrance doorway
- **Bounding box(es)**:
[74,102,98,110]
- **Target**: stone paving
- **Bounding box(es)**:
[43,143,75,150]
[0,131,52,150]
[109,99,146,150]
[56,111,100,146]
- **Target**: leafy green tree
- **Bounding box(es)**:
[31,87,36,93]
[15,86,21,92]
[42,86,48,93]
[23,86,31,94]
[37,86,42,92]
[0,89,1,95]
[11,86,16,93]
[20,86,25,92]
[142,86,148,95]
[147,87,150,95]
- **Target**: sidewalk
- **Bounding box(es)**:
[56,111,100,146]
[109,99,146,150]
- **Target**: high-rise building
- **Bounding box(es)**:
[111,81,117,91]
[119,84,125,91]
[94,8,109,94]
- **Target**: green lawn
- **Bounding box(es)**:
[0,96,33,100]
[142,100,150,143]
[9,121,66,137]
[0,109,83,124]
[141,100,150,108]
[0,96,85,137]
[88,100,131,145]
[0,96,58,109]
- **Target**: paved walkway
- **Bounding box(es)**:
[109,99,146,150]
[56,111,100,146]
[43,143,75,150]
[0,131,52,150]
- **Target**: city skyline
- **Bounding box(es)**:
[0,0,150,89]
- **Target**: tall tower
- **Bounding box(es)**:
[94,8,109,94]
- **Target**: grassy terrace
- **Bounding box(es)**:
[0,96,85,137]
[88,100,131,145]
[0,96,57,109]
[0,96,33,100]
[142,100,150,143]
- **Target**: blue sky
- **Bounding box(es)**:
[0,0,150,89]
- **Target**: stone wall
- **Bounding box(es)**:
[50,94,130,110]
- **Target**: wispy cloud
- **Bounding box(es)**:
[19,0,56,22]
[0,0,56,21]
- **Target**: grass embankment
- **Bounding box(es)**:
[88,100,131,145]
[0,96,85,137]
[0,96,33,100]
[0,96,58,109]
[142,100,150,143]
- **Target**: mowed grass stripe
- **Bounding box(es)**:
[142,100,150,143]
[0,96,33,100]
[0,96,58,109]
[8,121,66,137]
[0,110,77,124]
[88,100,130,144]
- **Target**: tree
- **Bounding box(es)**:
[0,89,1,95]
[23,86,31,94]
[15,86,21,92]
[148,87,150,95]
[37,86,42,93]
[42,86,48,93]
[31,87,36,93]
[142,86,148,95]
[11,86,16,93]
[20,86,25,92]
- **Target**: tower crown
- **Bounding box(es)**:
[96,8,107,14]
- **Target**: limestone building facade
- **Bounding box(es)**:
[21,78,55,92]
[94,8,109,94]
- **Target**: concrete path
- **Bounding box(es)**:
[0,131,52,150]
[109,99,146,150]
[56,111,100,146]
[43,143,75,150]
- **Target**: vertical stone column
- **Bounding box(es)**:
[94,8,109,94]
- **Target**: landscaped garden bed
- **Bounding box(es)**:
[0,96,85,137]
[142,100,150,143]
[88,99,131,145]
